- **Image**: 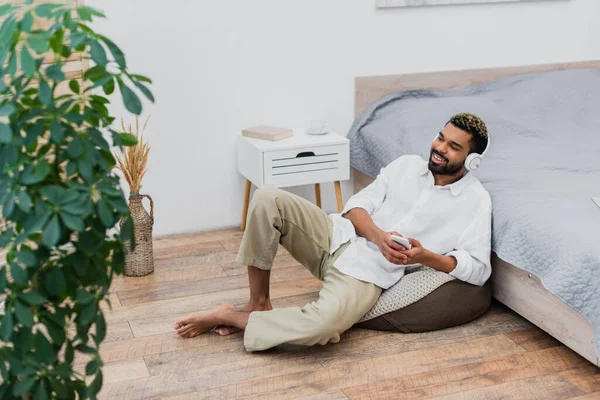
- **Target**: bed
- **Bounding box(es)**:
[351,60,600,367]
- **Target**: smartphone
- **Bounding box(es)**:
[390,235,412,249]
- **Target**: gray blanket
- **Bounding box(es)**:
[348,68,600,359]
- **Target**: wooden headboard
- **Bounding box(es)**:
[352,60,600,193]
[355,60,600,116]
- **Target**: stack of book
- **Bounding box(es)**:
[242,125,293,141]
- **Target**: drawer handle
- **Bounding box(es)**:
[296,151,316,158]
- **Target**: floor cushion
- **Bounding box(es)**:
[354,267,492,333]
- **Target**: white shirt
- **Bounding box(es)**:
[329,155,492,289]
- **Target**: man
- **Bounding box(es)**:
[174,112,492,352]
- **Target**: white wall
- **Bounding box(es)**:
[89,0,600,237]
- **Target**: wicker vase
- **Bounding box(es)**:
[121,193,155,277]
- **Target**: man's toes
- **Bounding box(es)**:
[176,325,192,337]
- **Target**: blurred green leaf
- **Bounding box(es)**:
[50,120,64,143]
[34,332,56,363]
[40,185,64,204]
[35,3,61,18]
[0,311,13,340]
[76,290,94,305]
[42,214,60,247]
[85,359,100,376]
[0,4,14,16]
[118,81,142,115]
[0,122,12,143]
[19,291,46,306]
[28,36,49,53]
[78,302,97,326]
[6,51,17,77]
[77,158,92,182]
[69,79,80,94]
[10,262,27,285]
[20,11,34,32]
[133,80,154,103]
[45,267,66,296]
[87,371,103,398]
[49,29,64,55]
[59,212,84,232]
[38,79,52,106]
[65,341,74,364]
[121,215,134,250]
[45,63,65,81]
[0,103,15,117]
[95,312,106,344]
[17,190,32,212]
[13,378,35,397]
[97,200,114,227]
[100,35,125,69]
[78,5,105,18]
[0,267,7,291]
[15,300,34,328]
[21,47,35,77]
[34,380,49,400]
[16,250,36,267]
[119,132,138,146]
[67,136,83,159]
[45,318,66,345]
[131,74,152,84]
[89,40,107,67]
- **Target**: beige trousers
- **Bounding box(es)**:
[236,187,382,352]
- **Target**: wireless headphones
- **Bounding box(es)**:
[433,132,491,171]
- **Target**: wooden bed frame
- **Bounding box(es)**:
[353,60,600,367]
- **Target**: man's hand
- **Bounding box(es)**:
[375,231,409,265]
[399,238,427,265]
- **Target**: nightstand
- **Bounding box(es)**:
[237,129,350,230]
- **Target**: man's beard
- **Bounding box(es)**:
[428,148,464,175]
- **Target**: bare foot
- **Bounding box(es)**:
[215,301,273,336]
[174,303,237,338]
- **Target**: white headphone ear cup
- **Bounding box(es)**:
[465,153,482,171]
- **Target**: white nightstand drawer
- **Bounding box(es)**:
[264,144,349,187]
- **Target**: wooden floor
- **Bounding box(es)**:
[94,229,600,399]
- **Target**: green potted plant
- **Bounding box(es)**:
[0,1,154,398]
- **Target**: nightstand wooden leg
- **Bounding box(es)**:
[241,179,251,230]
[334,181,343,213]
[315,183,322,208]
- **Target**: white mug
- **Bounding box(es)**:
[309,119,327,133]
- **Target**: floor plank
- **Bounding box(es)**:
[102,358,150,385]
[427,373,583,400]
[103,321,134,344]
[110,263,227,293]
[116,264,317,306]
[170,335,525,399]
[153,240,225,261]
[153,229,243,250]
[560,364,600,393]
[154,250,238,272]
[342,345,588,399]
[99,349,321,400]
[505,327,563,351]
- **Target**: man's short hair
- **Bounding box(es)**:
[447,113,488,154]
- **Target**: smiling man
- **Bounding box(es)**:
[174,113,492,352]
